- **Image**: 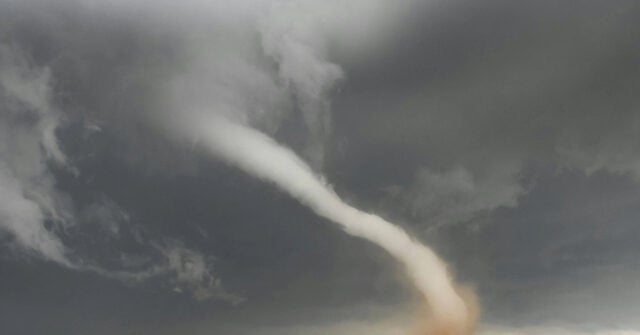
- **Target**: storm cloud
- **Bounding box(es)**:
[1,0,640,334]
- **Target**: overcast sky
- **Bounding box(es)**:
[1,1,640,334]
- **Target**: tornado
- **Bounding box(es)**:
[187,115,478,334]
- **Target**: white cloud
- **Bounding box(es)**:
[0,43,71,265]
[556,116,640,181]
[400,163,525,228]
[479,325,640,335]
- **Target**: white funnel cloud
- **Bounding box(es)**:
[188,115,476,334]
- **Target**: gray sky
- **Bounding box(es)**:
[1,1,640,334]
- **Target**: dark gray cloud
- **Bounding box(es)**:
[1,0,640,334]
[0,12,242,303]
